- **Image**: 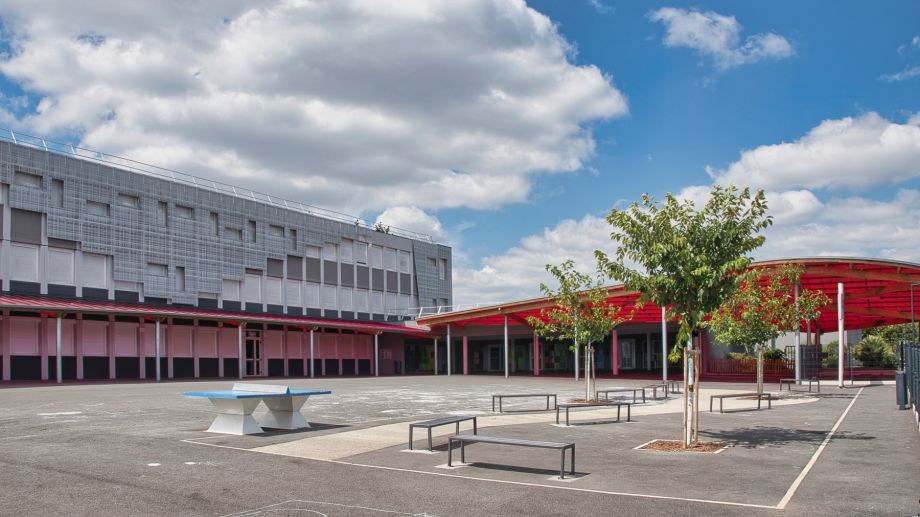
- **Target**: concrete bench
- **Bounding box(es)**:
[556,402,631,426]
[596,387,645,404]
[709,392,772,413]
[409,415,478,451]
[779,378,821,393]
[183,383,331,435]
[643,383,670,400]
[492,393,557,412]
[447,435,575,479]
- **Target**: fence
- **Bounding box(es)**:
[905,344,920,423]
[707,357,793,376]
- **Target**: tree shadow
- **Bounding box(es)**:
[700,426,875,448]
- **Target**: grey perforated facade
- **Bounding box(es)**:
[0,140,452,320]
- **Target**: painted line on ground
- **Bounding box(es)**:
[221,498,434,517]
[775,387,863,510]
[182,437,777,510]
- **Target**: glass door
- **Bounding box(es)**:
[245,330,262,376]
[619,339,636,369]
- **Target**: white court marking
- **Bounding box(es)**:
[37,411,82,416]
[222,498,436,517]
[184,388,865,512]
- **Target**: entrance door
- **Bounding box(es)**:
[619,339,636,369]
[245,330,262,376]
[488,346,502,371]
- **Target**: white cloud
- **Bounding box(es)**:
[648,7,793,69]
[588,0,614,15]
[708,112,920,190]
[452,214,615,305]
[880,65,920,82]
[0,0,628,215]
[375,206,447,242]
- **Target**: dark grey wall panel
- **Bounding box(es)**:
[10,208,42,244]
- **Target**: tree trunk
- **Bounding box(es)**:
[692,347,701,444]
[756,343,764,396]
[682,346,690,447]
[584,343,590,402]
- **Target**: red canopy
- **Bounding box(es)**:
[418,257,920,333]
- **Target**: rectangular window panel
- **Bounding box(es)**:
[340,263,354,287]
[305,245,320,258]
[13,171,41,188]
[51,179,64,207]
[371,268,384,292]
[399,251,411,273]
[176,205,193,218]
[10,208,42,245]
[305,257,321,282]
[175,266,186,291]
[339,287,353,311]
[157,201,168,226]
[83,253,108,289]
[221,280,241,301]
[290,229,297,250]
[356,265,370,289]
[323,244,337,261]
[10,243,39,282]
[286,279,302,306]
[354,289,368,312]
[322,285,337,309]
[243,273,262,302]
[399,273,412,294]
[370,246,383,268]
[264,276,282,305]
[225,227,242,241]
[340,239,353,263]
[117,193,140,208]
[439,258,447,280]
[371,292,384,313]
[384,248,397,270]
[248,220,257,243]
[47,248,75,285]
[323,260,338,285]
[267,258,284,278]
[210,212,219,236]
[269,224,284,237]
[305,282,320,308]
[386,271,398,294]
[86,200,110,217]
[354,242,368,264]
[287,255,303,280]
[146,263,167,277]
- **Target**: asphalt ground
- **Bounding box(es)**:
[0,375,916,516]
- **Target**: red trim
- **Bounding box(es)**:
[0,294,427,335]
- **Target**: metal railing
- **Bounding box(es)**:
[905,343,920,418]
[0,128,435,243]
[386,302,504,320]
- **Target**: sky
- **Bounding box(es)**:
[0,0,919,306]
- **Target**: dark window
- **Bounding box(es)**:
[340,263,354,287]
[371,268,384,292]
[267,258,284,278]
[356,265,370,289]
[323,260,338,285]
[287,255,303,280]
[48,238,77,249]
[10,208,42,245]
[399,273,411,294]
[386,271,398,294]
[306,257,321,283]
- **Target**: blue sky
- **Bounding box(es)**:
[1,0,919,305]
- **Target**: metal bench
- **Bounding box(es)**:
[556,402,631,426]
[409,415,477,451]
[666,379,683,394]
[709,392,773,413]
[595,387,645,404]
[779,378,820,393]
[183,383,331,435]
[643,383,670,400]
[447,435,575,479]
[492,393,557,412]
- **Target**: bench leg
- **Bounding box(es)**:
[461,441,466,463]
[720,399,724,414]
[456,422,460,435]
[409,426,414,450]
[492,397,495,412]
[428,428,433,452]
[571,446,575,476]
[709,397,713,413]
[473,417,478,435]
[556,407,560,425]
[617,404,621,422]
[642,390,646,404]
[560,449,565,479]
[627,404,631,422]
[566,407,571,426]
[448,438,453,466]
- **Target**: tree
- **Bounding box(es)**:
[854,335,897,368]
[527,260,626,402]
[708,264,830,396]
[595,185,771,447]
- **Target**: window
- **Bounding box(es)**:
[225,227,242,241]
[146,263,168,277]
[117,193,140,209]
[51,179,64,207]
[439,259,447,280]
[86,200,110,217]
[370,246,383,268]
[384,248,397,270]
[289,229,297,250]
[209,212,219,236]
[287,255,303,280]
[175,266,186,291]
[267,258,284,278]
[157,201,168,226]
[249,220,257,243]
[340,239,353,263]
[176,205,194,219]
[399,251,411,273]
[354,241,368,264]
[13,171,41,188]
[10,209,42,245]
[269,224,284,237]
[221,279,241,301]
[323,244,337,261]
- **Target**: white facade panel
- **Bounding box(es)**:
[243,273,262,302]
[10,243,39,282]
[82,253,108,288]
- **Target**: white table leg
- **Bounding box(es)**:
[259,395,311,430]
[206,398,263,435]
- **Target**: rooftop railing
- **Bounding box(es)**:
[386,302,503,320]
[0,128,435,243]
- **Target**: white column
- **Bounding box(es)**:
[434,338,439,375]
[503,315,509,378]
[661,307,668,382]
[574,336,579,381]
[446,324,452,376]
[374,332,379,377]
[56,315,63,384]
[238,324,244,380]
[837,282,844,388]
[309,328,315,378]
[794,284,801,383]
[155,319,162,382]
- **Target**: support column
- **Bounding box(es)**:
[139,320,146,380]
[155,319,162,382]
[1,310,10,381]
[238,323,245,380]
[216,322,224,378]
[661,307,668,382]
[107,315,116,380]
[374,332,380,377]
[837,282,844,388]
[55,314,63,384]
[794,284,801,383]
[446,324,452,376]
[193,320,200,379]
[282,327,289,377]
[533,332,540,376]
[503,315,509,379]
[76,314,84,380]
[462,335,469,375]
[166,318,173,379]
[309,328,315,378]
[612,329,619,376]
[40,314,48,381]
[433,338,439,375]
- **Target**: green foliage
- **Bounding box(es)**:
[527,260,626,350]
[727,351,750,360]
[863,323,918,347]
[823,340,839,368]
[596,185,772,357]
[763,348,785,360]
[707,264,830,355]
[854,335,897,368]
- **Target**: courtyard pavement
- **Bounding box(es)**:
[0,375,916,516]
